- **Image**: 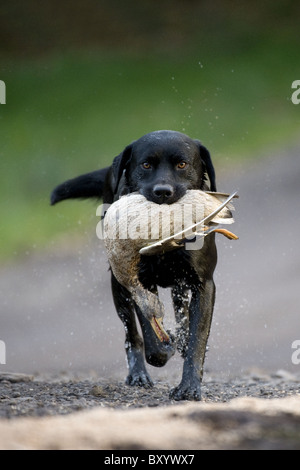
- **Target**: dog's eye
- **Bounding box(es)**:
[177,161,187,169]
[142,162,152,169]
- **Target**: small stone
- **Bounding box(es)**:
[271,370,298,381]
[90,385,106,397]
[0,373,34,383]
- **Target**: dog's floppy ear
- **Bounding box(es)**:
[111,142,134,194]
[195,141,217,192]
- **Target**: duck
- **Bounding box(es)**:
[103,190,238,342]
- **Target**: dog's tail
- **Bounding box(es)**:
[50,167,110,205]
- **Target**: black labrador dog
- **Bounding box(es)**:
[51,130,217,401]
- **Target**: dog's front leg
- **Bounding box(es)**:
[170,279,216,401]
[171,284,190,358]
[111,274,153,387]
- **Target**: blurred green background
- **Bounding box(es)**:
[0,0,299,261]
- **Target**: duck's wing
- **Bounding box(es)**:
[140,191,238,256]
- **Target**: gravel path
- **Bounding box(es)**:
[0,370,299,419]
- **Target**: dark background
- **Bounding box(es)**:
[1,0,300,58]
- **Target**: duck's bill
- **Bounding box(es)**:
[213,228,239,240]
[150,316,170,343]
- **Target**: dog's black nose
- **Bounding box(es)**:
[153,184,174,200]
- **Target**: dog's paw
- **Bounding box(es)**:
[169,380,201,401]
[126,370,154,388]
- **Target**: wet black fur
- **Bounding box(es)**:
[51,130,217,400]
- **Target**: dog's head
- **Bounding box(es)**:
[112,130,216,204]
